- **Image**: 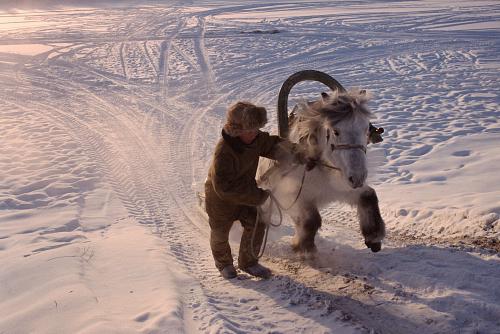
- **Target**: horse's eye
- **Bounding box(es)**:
[333,130,340,136]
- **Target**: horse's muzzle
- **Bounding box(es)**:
[348,175,365,188]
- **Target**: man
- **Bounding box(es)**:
[205,101,302,279]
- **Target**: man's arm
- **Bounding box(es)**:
[211,152,269,206]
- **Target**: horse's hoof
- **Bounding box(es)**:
[291,243,317,254]
[305,245,318,255]
[365,241,382,252]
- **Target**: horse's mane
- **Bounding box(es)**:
[289,89,372,143]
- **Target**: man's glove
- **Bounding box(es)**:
[305,158,318,171]
[293,151,318,171]
[293,150,308,165]
[258,188,270,205]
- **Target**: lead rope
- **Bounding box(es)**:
[250,159,343,259]
[250,166,307,259]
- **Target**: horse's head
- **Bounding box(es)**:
[290,89,372,189]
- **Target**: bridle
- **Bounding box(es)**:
[325,127,368,154]
[331,143,367,154]
[321,132,367,171]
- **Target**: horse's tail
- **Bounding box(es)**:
[277,70,346,138]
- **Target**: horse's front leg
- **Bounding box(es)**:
[356,187,385,252]
[290,204,322,254]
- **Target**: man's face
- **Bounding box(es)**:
[239,129,258,144]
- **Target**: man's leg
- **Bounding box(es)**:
[238,206,266,269]
[208,218,234,271]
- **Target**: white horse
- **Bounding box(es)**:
[257,88,385,254]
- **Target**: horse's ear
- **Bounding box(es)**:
[359,89,366,95]
[321,92,329,101]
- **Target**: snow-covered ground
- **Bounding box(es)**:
[1,1,499,333]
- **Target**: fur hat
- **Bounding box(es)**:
[223,101,268,137]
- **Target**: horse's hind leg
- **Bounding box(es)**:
[357,187,385,252]
[291,205,322,253]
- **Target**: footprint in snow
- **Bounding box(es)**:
[451,150,471,157]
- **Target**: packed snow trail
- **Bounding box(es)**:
[0,1,499,333]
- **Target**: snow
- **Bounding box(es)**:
[0,0,499,333]
[378,132,500,239]
[0,43,52,56]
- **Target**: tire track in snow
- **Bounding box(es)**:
[2,67,220,331]
[119,42,128,79]
[171,42,201,71]
[143,41,159,77]
[42,50,200,238]
[49,58,183,123]
[159,18,187,99]
[44,42,245,332]
[153,13,220,211]
[2,90,160,226]
[6,59,196,259]
[195,16,215,88]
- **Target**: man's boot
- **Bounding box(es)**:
[241,263,272,279]
[220,265,237,279]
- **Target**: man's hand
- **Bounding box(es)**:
[293,150,308,165]
[258,188,271,205]
[305,158,318,171]
[294,151,318,171]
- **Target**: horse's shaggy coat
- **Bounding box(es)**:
[258,89,385,253]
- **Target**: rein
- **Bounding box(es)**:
[251,165,307,259]
[250,142,366,259]
[318,160,341,171]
